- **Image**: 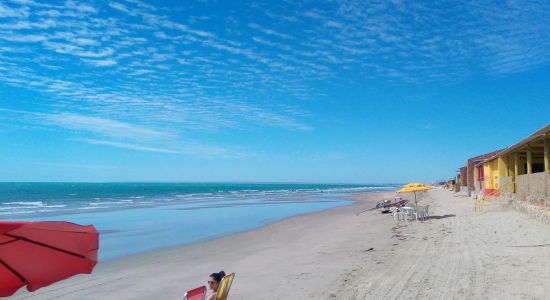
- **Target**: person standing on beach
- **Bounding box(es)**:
[207,271,226,300]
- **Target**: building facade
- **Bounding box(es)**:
[477,125,550,205]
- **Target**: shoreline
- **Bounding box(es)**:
[99,190,386,262]
[12,190,394,299]
[1,182,391,220]
[9,189,371,261]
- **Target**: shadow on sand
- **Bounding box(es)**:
[428,214,456,220]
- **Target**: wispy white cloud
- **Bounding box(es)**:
[0,2,28,18]
[108,1,132,15]
[248,22,293,39]
[46,113,173,140]
[1,108,249,158]
[75,138,182,154]
[83,58,117,66]
[33,161,117,170]
[1,33,47,42]
[74,138,248,158]
[64,0,97,14]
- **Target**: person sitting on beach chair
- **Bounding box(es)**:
[183,271,234,300]
[207,271,226,300]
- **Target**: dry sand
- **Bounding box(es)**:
[12,189,550,299]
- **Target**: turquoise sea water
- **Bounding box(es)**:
[0,183,398,260]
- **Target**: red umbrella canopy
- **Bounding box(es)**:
[0,221,99,297]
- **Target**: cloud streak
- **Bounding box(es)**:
[74,138,183,155]
[74,138,247,158]
[46,113,173,140]
[1,108,246,158]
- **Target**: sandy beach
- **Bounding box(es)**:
[3,1,549,299]
[12,189,550,299]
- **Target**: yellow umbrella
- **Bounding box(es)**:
[397,183,433,208]
[403,182,425,188]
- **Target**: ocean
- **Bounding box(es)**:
[0,182,398,260]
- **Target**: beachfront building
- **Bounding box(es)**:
[466,149,503,196]
[460,166,467,190]
[454,172,461,192]
[454,166,469,194]
[476,124,550,205]
[479,157,501,196]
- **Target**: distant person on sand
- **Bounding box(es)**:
[207,271,226,300]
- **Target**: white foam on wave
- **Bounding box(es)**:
[0,204,67,214]
[90,201,133,206]
[176,194,193,198]
[3,201,44,206]
[0,210,35,215]
[89,202,112,206]
[40,205,67,208]
[79,206,108,210]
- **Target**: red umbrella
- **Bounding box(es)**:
[0,221,99,297]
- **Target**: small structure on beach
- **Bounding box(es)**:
[476,124,550,205]
[454,166,468,194]
[460,167,467,189]
[465,149,504,196]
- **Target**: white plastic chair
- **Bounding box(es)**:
[401,207,416,221]
[416,205,429,221]
[411,208,419,221]
[416,206,424,221]
[396,207,408,221]
[423,205,430,219]
[389,207,399,221]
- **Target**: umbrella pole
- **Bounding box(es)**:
[414,192,417,209]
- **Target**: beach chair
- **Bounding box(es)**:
[396,208,407,221]
[216,273,235,300]
[412,208,421,221]
[424,205,430,218]
[389,207,399,221]
[183,285,207,300]
[399,207,415,221]
[418,206,429,221]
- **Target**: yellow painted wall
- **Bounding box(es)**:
[483,159,500,189]
[498,157,508,189]
[506,155,514,177]
[483,163,490,189]
[491,159,500,189]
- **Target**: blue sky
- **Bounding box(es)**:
[0,0,549,183]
